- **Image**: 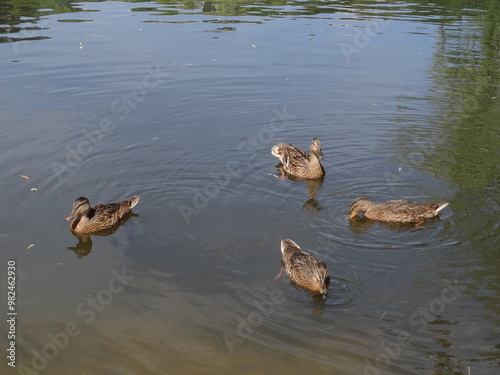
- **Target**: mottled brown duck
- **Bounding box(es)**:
[276,239,330,295]
[271,138,325,180]
[348,197,448,223]
[66,196,140,234]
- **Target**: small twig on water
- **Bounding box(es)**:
[185,232,205,248]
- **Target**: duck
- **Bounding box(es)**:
[271,138,325,180]
[348,197,449,223]
[66,196,140,234]
[275,239,330,295]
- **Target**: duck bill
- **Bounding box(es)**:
[318,150,324,159]
[319,283,329,295]
[65,211,77,221]
[346,212,357,220]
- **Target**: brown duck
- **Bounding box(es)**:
[276,239,330,295]
[348,197,449,223]
[66,196,140,234]
[271,138,325,180]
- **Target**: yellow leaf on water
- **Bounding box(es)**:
[465,67,473,71]
[27,244,35,249]
[19,175,30,180]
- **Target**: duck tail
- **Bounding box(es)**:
[436,202,449,213]
[280,238,300,254]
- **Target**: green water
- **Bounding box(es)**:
[0,1,499,374]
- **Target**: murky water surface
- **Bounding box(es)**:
[1,0,499,374]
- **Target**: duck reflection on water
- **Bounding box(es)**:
[66,211,139,258]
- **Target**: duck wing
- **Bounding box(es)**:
[370,200,445,222]
[275,144,310,169]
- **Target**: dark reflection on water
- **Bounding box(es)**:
[66,234,93,258]
[348,215,445,233]
[272,165,326,212]
[1,0,495,43]
[66,212,140,258]
[0,0,499,374]
[302,196,325,215]
[0,1,98,43]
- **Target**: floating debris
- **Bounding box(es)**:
[27,244,35,249]
[31,188,38,192]
[19,175,30,180]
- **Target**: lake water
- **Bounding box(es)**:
[1,0,499,374]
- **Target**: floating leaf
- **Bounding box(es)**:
[27,244,35,249]
[31,188,38,192]
[19,175,30,180]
